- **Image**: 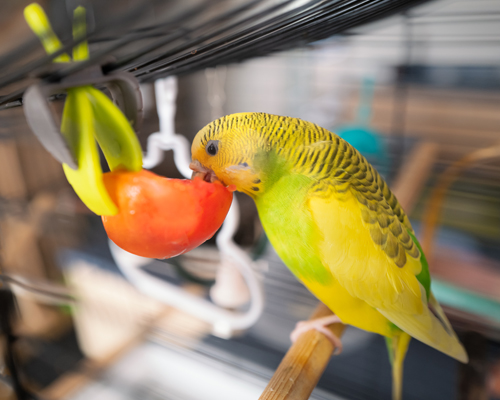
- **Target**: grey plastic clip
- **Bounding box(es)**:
[23,65,143,170]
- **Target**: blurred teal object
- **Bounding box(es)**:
[432,279,500,324]
[334,77,391,179]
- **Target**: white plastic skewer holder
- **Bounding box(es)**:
[110,76,265,338]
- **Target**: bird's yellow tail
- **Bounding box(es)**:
[386,331,411,400]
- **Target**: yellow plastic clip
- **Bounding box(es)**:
[24,4,143,215]
[24,3,71,62]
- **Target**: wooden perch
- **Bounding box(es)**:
[390,142,439,212]
[259,142,439,400]
[259,303,344,400]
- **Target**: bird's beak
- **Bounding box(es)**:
[189,160,219,183]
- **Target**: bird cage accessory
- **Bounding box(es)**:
[22,3,264,338]
[22,3,143,215]
[111,76,265,338]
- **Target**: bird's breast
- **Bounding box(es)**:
[255,173,333,284]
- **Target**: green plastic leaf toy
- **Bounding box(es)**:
[24,3,143,215]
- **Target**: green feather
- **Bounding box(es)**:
[408,230,431,301]
[255,154,332,284]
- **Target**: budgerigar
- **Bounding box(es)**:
[190,112,468,400]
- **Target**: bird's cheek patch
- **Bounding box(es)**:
[223,165,260,193]
[226,163,251,172]
[224,165,254,183]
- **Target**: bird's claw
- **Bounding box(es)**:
[290,315,343,354]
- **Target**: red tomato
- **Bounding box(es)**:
[102,169,233,259]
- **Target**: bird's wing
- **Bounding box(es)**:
[291,137,425,309]
[308,190,425,314]
[303,138,421,268]
[307,152,467,361]
[378,222,467,362]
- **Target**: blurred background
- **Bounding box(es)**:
[0,0,499,399]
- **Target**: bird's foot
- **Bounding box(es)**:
[290,314,343,354]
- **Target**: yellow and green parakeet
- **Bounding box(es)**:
[190,112,468,400]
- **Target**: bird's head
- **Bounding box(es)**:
[190,113,269,198]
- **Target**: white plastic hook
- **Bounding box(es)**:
[142,78,192,178]
[110,76,264,338]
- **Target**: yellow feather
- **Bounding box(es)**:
[380,295,468,363]
[308,191,467,363]
[309,192,424,316]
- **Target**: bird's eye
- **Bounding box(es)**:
[206,140,219,156]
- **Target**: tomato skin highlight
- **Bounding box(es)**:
[101,169,233,259]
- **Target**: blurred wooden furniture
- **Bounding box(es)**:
[38,263,212,400]
[420,143,500,400]
[343,86,500,164]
